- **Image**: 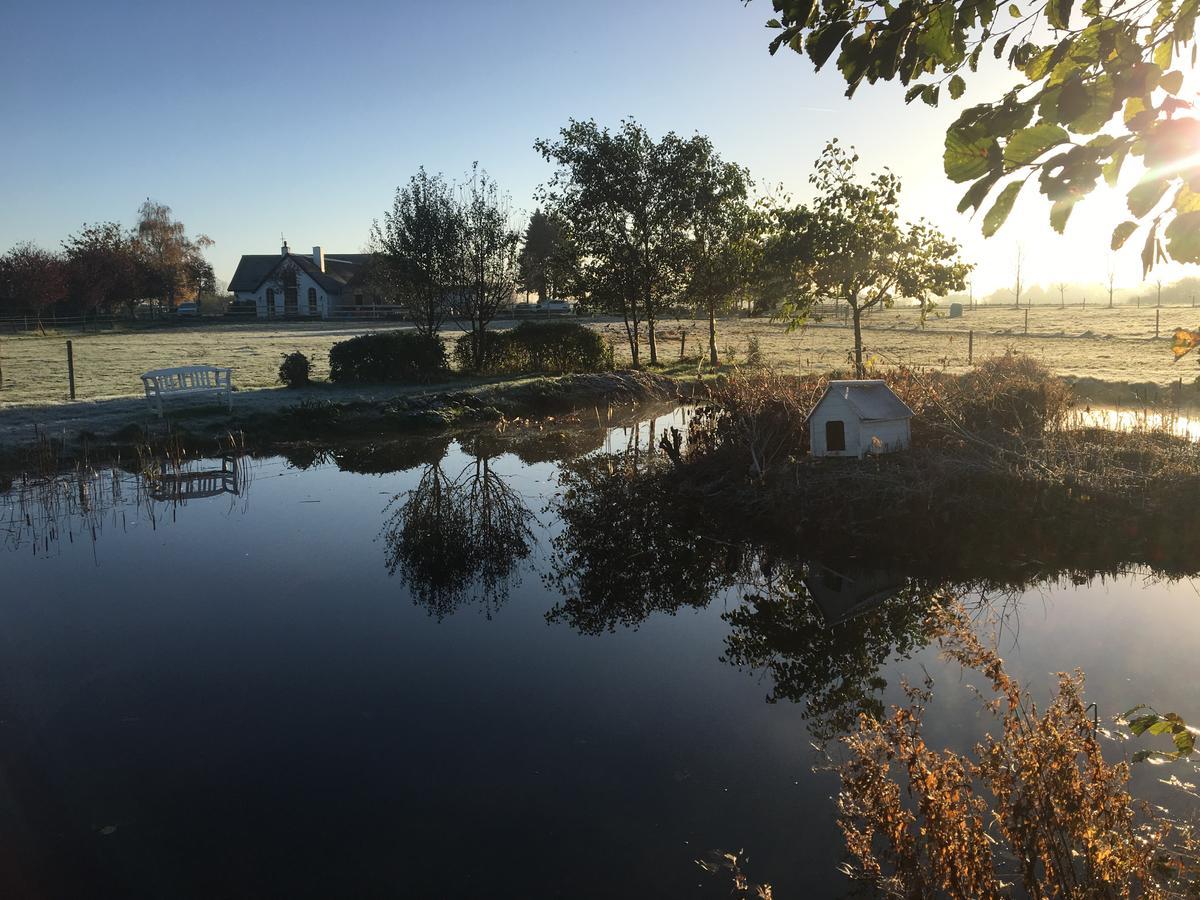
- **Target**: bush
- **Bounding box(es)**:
[453,322,613,375]
[949,353,1072,438]
[328,332,448,383]
[278,351,312,388]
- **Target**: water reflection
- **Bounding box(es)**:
[0,455,251,559]
[382,439,535,620]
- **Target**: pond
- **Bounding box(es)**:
[2,406,1199,898]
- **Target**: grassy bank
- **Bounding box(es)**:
[0,369,683,477]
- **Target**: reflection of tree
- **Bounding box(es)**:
[721,567,942,742]
[382,449,533,620]
[545,454,740,633]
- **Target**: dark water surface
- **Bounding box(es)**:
[2,409,1199,898]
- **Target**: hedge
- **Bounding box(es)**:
[454,322,612,375]
[328,331,448,383]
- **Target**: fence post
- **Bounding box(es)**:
[968,330,974,365]
[1156,308,1160,338]
[679,331,686,360]
[66,340,76,400]
[1024,309,1029,335]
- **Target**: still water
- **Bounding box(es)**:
[2,407,1199,898]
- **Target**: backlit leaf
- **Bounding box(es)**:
[1004,123,1068,167]
[983,181,1022,235]
[1127,178,1170,217]
[1165,210,1200,262]
[1111,220,1138,249]
[945,129,995,182]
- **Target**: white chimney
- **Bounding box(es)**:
[313,246,324,272]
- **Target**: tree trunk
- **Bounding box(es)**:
[623,308,640,368]
[647,314,658,366]
[708,304,718,367]
[852,303,864,378]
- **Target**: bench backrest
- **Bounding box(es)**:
[142,366,232,394]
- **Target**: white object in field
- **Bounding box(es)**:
[807,379,912,458]
[141,366,233,418]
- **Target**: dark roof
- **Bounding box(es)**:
[808,379,913,422]
[227,253,370,294]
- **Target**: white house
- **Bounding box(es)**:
[807,379,913,458]
[228,242,371,319]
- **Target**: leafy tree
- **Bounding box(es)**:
[62,222,143,315]
[454,165,522,371]
[136,200,213,310]
[0,243,67,317]
[517,208,574,303]
[684,153,761,367]
[370,168,462,337]
[777,142,971,377]
[754,0,1200,271]
[536,118,712,366]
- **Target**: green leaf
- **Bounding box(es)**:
[807,21,854,69]
[1166,210,1200,262]
[1004,123,1068,167]
[918,2,956,60]
[1050,198,1074,232]
[1128,178,1171,217]
[958,172,1001,213]
[1009,2,1021,16]
[1104,143,1130,187]
[1082,0,1100,15]
[1155,38,1174,69]
[945,129,996,182]
[905,84,927,104]
[949,74,966,99]
[1160,69,1184,94]
[1049,0,1074,29]
[1111,220,1138,249]
[1128,713,1159,736]
[983,181,1022,236]
[1175,185,1200,214]
[921,85,941,107]
[1142,224,1158,276]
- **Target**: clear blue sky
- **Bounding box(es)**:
[0,0,1174,293]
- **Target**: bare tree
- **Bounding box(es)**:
[1011,244,1023,309]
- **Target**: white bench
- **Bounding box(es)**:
[141,366,233,417]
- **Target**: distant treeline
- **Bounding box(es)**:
[945,276,1200,308]
[0,200,214,319]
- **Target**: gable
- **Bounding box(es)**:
[808,380,912,423]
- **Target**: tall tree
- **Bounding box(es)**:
[135,200,213,310]
[0,243,67,318]
[684,155,760,367]
[454,165,522,371]
[753,0,1200,270]
[62,222,143,315]
[536,118,709,366]
[370,168,462,337]
[517,209,573,303]
[778,143,971,377]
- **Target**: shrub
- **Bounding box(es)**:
[278,351,312,388]
[453,322,612,375]
[949,353,1072,438]
[328,331,448,383]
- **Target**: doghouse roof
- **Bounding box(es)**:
[808,380,914,422]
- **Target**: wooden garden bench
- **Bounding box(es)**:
[141,365,233,417]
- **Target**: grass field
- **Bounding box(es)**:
[0,304,1196,408]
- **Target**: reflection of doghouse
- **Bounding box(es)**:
[148,457,240,502]
[807,380,913,459]
[803,563,905,626]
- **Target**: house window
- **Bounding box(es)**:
[266,288,275,316]
[825,420,846,452]
[354,292,364,306]
[307,287,317,315]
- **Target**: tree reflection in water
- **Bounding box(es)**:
[546,450,948,741]
[382,441,534,620]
